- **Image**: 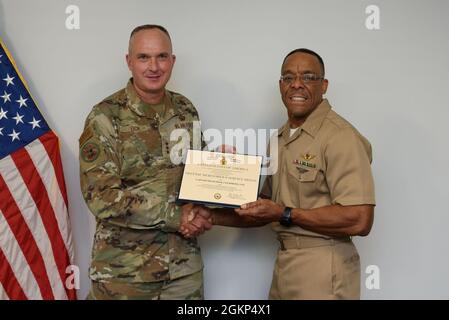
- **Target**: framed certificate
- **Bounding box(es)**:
[177,150,263,208]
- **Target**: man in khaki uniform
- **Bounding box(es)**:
[186,48,375,299]
[80,25,211,300]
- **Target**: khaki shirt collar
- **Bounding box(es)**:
[278,98,332,142]
[125,79,180,124]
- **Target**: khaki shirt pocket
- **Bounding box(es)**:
[292,166,328,209]
[287,165,319,182]
[299,168,319,182]
[285,165,318,207]
[298,168,320,208]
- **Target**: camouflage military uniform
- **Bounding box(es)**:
[79,79,204,299]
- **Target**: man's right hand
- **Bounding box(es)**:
[179,204,213,238]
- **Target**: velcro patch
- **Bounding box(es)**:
[81,142,101,163]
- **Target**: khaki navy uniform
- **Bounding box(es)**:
[261,99,375,299]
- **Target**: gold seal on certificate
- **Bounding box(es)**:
[177,150,263,208]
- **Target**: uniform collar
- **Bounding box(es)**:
[125,79,180,124]
[278,98,332,140]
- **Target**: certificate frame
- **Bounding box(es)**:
[176,149,263,208]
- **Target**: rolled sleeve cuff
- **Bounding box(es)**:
[334,196,376,206]
[162,204,182,232]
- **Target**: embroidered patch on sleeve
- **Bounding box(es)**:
[81,141,101,163]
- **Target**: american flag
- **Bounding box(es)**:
[0,40,76,300]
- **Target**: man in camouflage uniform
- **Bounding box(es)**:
[79,25,211,300]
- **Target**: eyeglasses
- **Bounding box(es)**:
[280,73,324,85]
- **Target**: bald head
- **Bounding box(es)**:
[128,24,172,54]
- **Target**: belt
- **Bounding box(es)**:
[277,235,351,250]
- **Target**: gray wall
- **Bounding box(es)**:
[1,0,449,299]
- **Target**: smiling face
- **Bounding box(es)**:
[126,28,176,103]
[279,52,328,127]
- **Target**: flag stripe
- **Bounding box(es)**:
[0,280,11,300]
[10,147,75,299]
[0,213,39,300]
[38,132,68,207]
[0,246,27,300]
[26,132,73,262]
[0,177,52,299]
[0,156,67,299]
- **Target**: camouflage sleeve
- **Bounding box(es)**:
[79,107,181,232]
